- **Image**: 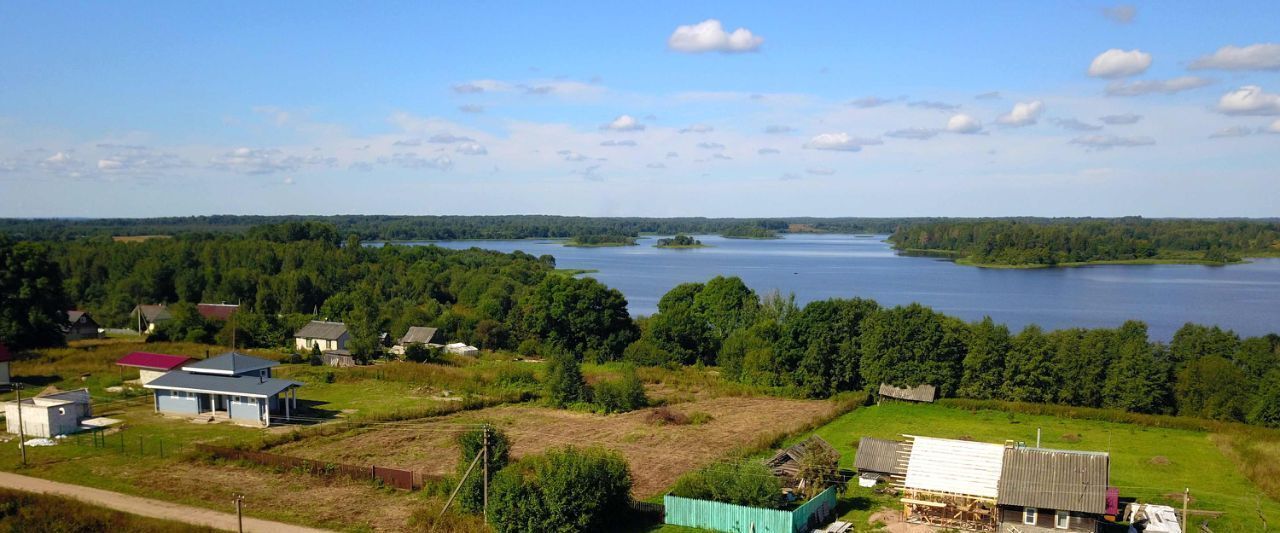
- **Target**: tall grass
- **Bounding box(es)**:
[0,488,215,532]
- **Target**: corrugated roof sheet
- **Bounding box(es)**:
[183,352,277,374]
[998,447,1110,514]
[879,383,937,402]
[854,437,907,476]
[117,352,194,371]
[145,372,301,397]
[903,436,1005,498]
[400,326,438,345]
[294,320,348,340]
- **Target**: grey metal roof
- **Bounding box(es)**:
[134,304,172,322]
[997,447,1110,514]
[183,351,277,374]
[399,326,438,345]
[144,371,301,398]
[854,437,907,476]
[879,383,937,402]
[294,320,348,340]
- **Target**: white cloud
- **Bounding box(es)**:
[1106,77,1212,96]
[713,153,732,160]
[849,96,890,108]
[668,19,763,53]
[947,114,983,134]
[1088,49,1151,78]
[1099,113,1142,125]
[679,123,714,134]
[557,150,590,162]
[458,104,485,113]
[455,142,488,155]
[452,82,487,94]
[646,162,666,169]
[886,128,940,140]
[1216,85,1280,115]
[1069,135,1155,150]
[757,148,781,155]
[764,125,794,134]
[393,138,422,147]
[602,114,645,131]
[666,151,679,158]
[429,133,475,144]
[1053,118,1103,131]
[803,133,882,152]
[806,167,836,175]
[379,153,453,170]
[600,139,637,147]
[1208,126,1255,139]
[1101,5,1136,24]
[780,172,802,181]
[1190,43,1280,71]
[282,176,296,185]
[697,141,726,150]
[974,91,1002,100]
[998,101,1045,126]
[1270,119,1280,133]
[908,100,959,111]
[211,147,299,174]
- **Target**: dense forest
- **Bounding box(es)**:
[889,218,1280,266]
[567,233,638,246]
[720,225,780,239]
[656,234,703,247]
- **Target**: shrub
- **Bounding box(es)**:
[405,343,443,364]
[688,411,714,425]
[544,354,589,407]
[591,365,648,414]
[670,462,783,509]
[309,344,323,366]
[488,446,632,533]
[494,366,539,388]
[456,426,511,514]
[322,371,335,384]
[517,338,542,357]
[622,338,676,367]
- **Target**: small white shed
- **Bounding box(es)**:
[445,343,479,357]
[4,388,93,438]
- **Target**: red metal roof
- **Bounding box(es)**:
[116,352,193,371]
[196,303,239,322]
[0,343,11,362]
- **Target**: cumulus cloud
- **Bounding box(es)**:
[849,96,890,108]
[757,148,781,155]
[1069,135,1155,150]
[379,153,453,170]
[908,100,959,111]
[886,128,940,140]
[602,114,645,131]
[210,147,299,174]
[1208,126,1255,138]
[1089,49,1151,78]
[803,133,882,152]
[600,139,638,147]
[667,19,763,53]
[429,133,476,144]
[1106,77,1212,96]
[680,123,714,133]
[1190,43,1280,71]
[806,167,836,175]
[1216,85,1280,115]
[1053,118,1103,131]
[1099,113,1142,125]
[1101,5,1136,24]
[764,125,794,134]
[458,104,485,113]
[947,114,983,134]
[95,146,187,175]
[997,101,1045,126]
[697,142,726,150]
[455,142,488,155]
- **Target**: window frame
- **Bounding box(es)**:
[1055,509,1070,529]
[1023,507,1038,525]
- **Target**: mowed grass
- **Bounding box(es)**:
[811,402,1280,533]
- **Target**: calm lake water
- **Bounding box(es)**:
[400,234,1280,340]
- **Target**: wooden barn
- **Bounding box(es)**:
[853,436,907,486]
[64,310,101,341]
[878,383,937,403]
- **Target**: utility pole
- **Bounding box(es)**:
[234,493,244,533]
[483,424,490,521]
[14,384,26,466]
[1182,488,1189,529]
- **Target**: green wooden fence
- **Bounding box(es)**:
[664,486,838,533]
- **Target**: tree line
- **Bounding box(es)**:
[889,217,1280,266]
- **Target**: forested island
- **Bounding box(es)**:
[566,233,637,247]
[655,234,705,248]
[890,218,1280,267]
[720,225,779,239]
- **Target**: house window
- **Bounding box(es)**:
[1055,510,1070,529]
[1023,508,1038,525]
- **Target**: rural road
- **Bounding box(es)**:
[0,471,330,532]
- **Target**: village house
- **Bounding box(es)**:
[130,304,172,333]
[878,383,937,404]
[143,351,301,427]
[852,436,907,487]
[115,352,195,385]
[392,326,439,355]
[293,320,349,352]
[195,303,239,322]
[3,388,93,438]
[64,310,101,341]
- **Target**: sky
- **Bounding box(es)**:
[1,1,1278,218]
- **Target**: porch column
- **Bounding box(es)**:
[210,394,217,416]
[153,392,158,413]
[262,397,270,427]
[284,391,291,419]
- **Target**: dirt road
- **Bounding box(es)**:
[0,471,329,532]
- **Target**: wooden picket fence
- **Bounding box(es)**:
[196,444,432,490]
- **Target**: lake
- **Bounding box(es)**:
[396,234,1280,340]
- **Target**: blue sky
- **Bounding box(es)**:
[2,1,1278,217]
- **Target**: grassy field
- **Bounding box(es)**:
[808,402,1280,532]
[0,487,214,532]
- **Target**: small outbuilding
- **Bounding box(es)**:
[444,342,479,357]
[321,350,356,367]
[131,304,173,333]
[64,310,102,341]
[4,388,93,438]
[878,383,937,403]
[392,326,440,355]
[853,436,907,487]
[116,352,195,384]
[294,321,349,352]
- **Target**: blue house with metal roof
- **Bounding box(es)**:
[144,352,301,427]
